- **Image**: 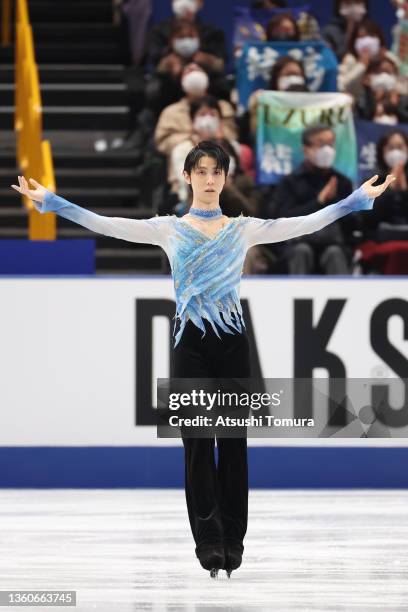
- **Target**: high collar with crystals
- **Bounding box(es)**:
[188,207,222,219]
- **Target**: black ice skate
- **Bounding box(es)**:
[223,543,243,578]
[196,544,225,579]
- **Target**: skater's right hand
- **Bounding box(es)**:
[11,176,48,204]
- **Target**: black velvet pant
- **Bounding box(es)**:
[171,317,251,555]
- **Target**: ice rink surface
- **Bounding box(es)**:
[0,489,408,611]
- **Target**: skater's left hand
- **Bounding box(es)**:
[11,176,48,203]
[361,174,396,199]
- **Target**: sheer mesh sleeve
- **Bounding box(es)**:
[33,191,171,247]
[243,186,374,248]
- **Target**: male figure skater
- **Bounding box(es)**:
[12,142,394,579]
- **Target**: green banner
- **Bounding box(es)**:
[256,91,357,185]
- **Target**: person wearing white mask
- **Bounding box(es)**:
[148,0,227,74]
[145,16,226,117]
[272,125,357,275]
[361,130,408,270]
[356,56,408,124]
[378,130,408,196]
[338,19,400,98]
[322,0,368,60]
[246,57,308,142]
[155,65,238,182]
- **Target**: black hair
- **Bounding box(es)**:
[189,95,222,120]
[183,141,230,176]
[376,129,408,173]
[269,55,307,90]
[170,18,199,40]
[302,124,334,146]
[366,55,399,75]
[266,12,300,41]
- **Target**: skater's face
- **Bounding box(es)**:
[183,155,226,204]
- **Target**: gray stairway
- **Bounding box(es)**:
[0,0,167,274]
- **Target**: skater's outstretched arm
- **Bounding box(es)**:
[11,176,168,246]
[244,174,396,248]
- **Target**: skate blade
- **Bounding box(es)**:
[210,568,219,579]
[226,569,232,578]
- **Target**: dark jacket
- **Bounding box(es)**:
[272,162,356,247]
[322,15,349,60]
[363,167,408,238]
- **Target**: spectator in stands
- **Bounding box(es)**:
[355,56,408,124]
[155,64,237,167]
[273,125,355,274]
[146,17,227,115]
[265,13,300,42]
[338,19,399,98]
[147,0,228,99]
[322,0,368,60]
[268,56,308,92]
[244,57,308,142]
[357,129,408,273]
[251,1,320,40]
[364,129,408,237]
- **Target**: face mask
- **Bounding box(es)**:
[354,36,381,56]
[384,148,408,167]
[193,114,220,135]
[374,114,398,125]
[277,74,305,91]
[370,72,397,92]
[310,145,336,169]
[173,37,200,58]
[181,70,209,95]
[172,0,197,18]
[339,3,366,19]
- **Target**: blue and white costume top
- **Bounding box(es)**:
[33,187,374,347]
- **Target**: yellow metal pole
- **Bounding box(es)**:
[14,0,57,240]
[1,0,11,46]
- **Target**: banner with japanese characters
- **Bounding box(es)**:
[236,40,338,110]
[256,90,357,185]
[355,119,408,182]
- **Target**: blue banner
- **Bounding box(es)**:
[355,119,408,182]
[256,90,357,185]
[236,40,338,110]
